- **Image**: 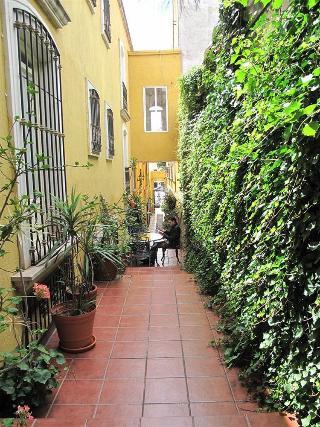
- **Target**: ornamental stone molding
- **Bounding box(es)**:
[37,0,71,28]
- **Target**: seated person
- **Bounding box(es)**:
[150,217,181,266]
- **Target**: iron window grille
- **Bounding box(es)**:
[122,82,128,112]
[103,0,111,43]
[14,8,67,266]
[124,167,131,193]
[106,107,115,158]
[22,256,71,345]
[89,88,102,155]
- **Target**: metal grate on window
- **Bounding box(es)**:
[124,167,130,193]
[122,82,128,112]
[14,8,67,266]
[107,108,114,158]
[103,0,111,43]
[89,88,101,155]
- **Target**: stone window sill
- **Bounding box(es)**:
[11,246,70,294]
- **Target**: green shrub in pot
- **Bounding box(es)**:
[47,190,120,352]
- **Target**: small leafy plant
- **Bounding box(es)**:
[0,342,65,417]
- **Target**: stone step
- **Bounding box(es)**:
[32,412,298,427]
[140,415,247,427]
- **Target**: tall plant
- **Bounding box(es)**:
[47,191,120,313]
[0,111,66,419]
[98,195,132,262]
[179,0,320,424]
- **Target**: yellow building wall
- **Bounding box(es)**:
[149,170,167,195]
[0,14,22,352]
[166,161,179,196]
[129,50,181,162]
[135,162,150,200]
[0,0,132,351]
[25,0,132,204]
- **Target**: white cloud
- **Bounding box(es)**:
[122,0,173,50]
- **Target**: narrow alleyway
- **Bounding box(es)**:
[35,267,298,427]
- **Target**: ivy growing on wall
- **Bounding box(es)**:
[179,0,320,425]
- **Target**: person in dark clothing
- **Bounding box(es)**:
[150,217,181,266]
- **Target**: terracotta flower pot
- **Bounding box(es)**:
[51,303,96,353]
[94,259,118,281]
[66,284,98,302]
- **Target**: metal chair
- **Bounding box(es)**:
[129,225,146,235]
[131,240,151,266]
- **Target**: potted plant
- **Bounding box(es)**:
[94,196,132,281]
[48,191,118,353]
[124,192,147,235]
[0,284,66,419]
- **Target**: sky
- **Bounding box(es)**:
[122,0,173,50]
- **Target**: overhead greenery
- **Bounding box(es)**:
[179,0,320,425]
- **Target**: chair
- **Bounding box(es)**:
[130,240,151,266]
[161,244,181,266]
[129,225,145,235]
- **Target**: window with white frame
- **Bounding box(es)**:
[12,7,66,266]
[88,82,101,155]
[105,104,114,159]
[102,0,111,44]
[144,87,168,132]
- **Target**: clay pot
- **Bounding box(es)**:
[51,303,96,353]
[94,259,118,281]
[66,284,98,303]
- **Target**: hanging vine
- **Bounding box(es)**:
[179,0,320,425]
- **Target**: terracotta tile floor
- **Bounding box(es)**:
[33,266,299,427]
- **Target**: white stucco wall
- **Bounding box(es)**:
[179,0,220,72]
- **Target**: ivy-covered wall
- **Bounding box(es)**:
[179,1,320,425]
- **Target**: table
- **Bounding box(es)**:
[136,232,164,243]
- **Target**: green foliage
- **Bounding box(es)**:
[161,192,180,228]
[46,190,122,313]
[179,1,320,424]
[123,192,147,232]
[97,195,133,269]
[0,289,22,334]
[0,341,65,416]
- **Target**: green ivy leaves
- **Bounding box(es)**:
[234,0,284,8]
[179,1,320,425]
[302,122,319,137]
[308,0,320,9]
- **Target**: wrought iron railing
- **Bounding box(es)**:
[107,107,115,158]
[89,88,101,155]
[22,256,70,345]
[125,167,130,193]
[14,8,67,266]
[122,82,128,112]
[103,0,111,43]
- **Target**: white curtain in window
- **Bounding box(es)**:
[144,87,167,132]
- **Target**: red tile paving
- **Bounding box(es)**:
[34,266,299,427]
